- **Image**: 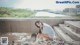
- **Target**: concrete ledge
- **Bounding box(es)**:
[54,26,74,43]
[59,24,80,41]
[64,21,80,33]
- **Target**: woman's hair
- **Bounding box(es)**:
[35,21,43,28]
[35,21,43,35]
[38,29,42,34]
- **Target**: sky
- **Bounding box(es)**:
[0,0,79,11]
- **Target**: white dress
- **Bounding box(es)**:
[42,23,55,38]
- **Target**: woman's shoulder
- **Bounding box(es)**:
[43,23,53,29]
[43,23,50,27]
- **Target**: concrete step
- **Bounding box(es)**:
[59,24,80,41]
[64,21,80,34]
[54,26,74,43]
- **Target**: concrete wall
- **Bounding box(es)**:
[0,18,80,33]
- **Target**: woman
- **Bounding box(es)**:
[35,21,55,41]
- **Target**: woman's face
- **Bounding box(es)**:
[37,22,43,29]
